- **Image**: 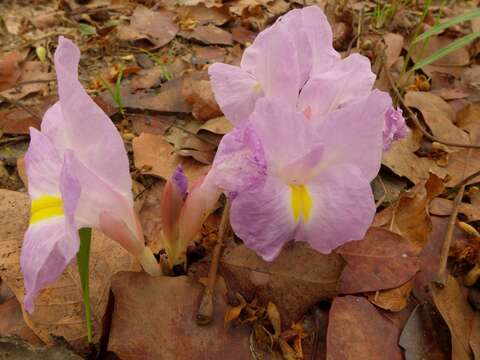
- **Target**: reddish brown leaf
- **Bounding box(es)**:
[368,280,413,312]
[0,297,43,345]
[336,227,419,294]
[327,296,403,360]
[430,197,480,222]
[108,272,251,359]
[184,24,233,45]
[182,75,222,121]
[0,52,23,92]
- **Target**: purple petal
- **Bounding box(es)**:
[42,36,132,198]
[298,54,375,117]
[298,164,375,253]
[208,63,263,125]
[383,107,409,151]
[207,123,267,195]
[314,90,391,182]
[230,173,296,261]
[171,165,188,199]
[241,21,301,106]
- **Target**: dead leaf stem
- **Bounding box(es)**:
[385,69,480,150]
[196,199,230,325]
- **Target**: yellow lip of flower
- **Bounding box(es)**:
[30,195,64,224]
[290,184,312,223]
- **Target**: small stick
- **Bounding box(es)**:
[196,200,231,325]
[452,168,480,190]
[385,67,480,150]
[434,149,472,287]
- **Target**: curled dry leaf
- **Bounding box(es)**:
[198,116,233,135]
[432,275,474,360]
[336,227,419,294]
[108,272,251,359]
[374,174,444,249]
[367,281,413,312]
[220,243,343,327]
[0,190,139,350]
[133,132,210,182]
[116,6,179,48]
[327,296,403,360]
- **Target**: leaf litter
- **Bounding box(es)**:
[0,0,480,359]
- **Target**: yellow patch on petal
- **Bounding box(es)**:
[252,81,263,93]
[30,195,64,224]
[290,184,312,223]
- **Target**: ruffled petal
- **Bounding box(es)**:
[383,107,409,151]
[313,90,391,181]
[42,36,132,199]
[206,123,267,195]
[298,54,375,117]
[241,23,301,106]
[208,63,263,125]
[61,151,144,256]
[249,98,321,173]
[298,164,375,253]
[24,128,62,199]
[230,174,296,261]
[301,5,340,76]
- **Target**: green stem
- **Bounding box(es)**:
[77,228,93,343]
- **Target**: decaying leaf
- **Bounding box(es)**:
[0,51,24,92]
[336,227,419,294]
[221,243,343,326]
[132,132,210,181]
[198,116,233,135]
[267,302,281,337]
[430,197,480,222]
[0,297,43,345]
[368,281,413,312]
[182,74,222,121]
[383,33,404,70]
[0,190,139,350]
[116,6,179,48]
[108,272,251,359]
[432,275,474,360]
[327,296,403,360]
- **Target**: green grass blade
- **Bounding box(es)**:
[413,7,480,44]
[77,228,93,344]
[411,31,480,72]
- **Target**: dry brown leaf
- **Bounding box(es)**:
[130,114,172,135]
[374,175,444,249]
[470,312,480,359]
[182,76,222,121]
[0,336,83,360]
[432,275,474,360]
[430,197,480,222]
[108,272,251,359]
[183,24,233,45]
[336,227,419,294]
[192,45,226,64]
[383,33,404,70]
[138,182,164,254]
[133,132,210,182]
[267,302,281,337]
[405,91,470,145]
[327,296,403,360]
[175,4,230,26]
[368,281,413,312]
[0,190,139,350]
[0,297,43,345]
[411,35,471,76]
[198,116,233,135]
[0,52,24,92]
[116,6,178,48]
[382,128,447,184]
[221,243,343,326]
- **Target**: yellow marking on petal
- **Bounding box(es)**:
[30,195,64,224]
[252,81,263,93]
[290,184,312,223]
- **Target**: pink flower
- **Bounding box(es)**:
[383,107,409,150]
[206,92,391,260]
[21,37,160,313]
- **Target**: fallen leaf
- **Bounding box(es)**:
[0,297,43,345]
[192,45,226,64]
[430,197,480,222]
[327,296,403,360]
[116,6,178,48]
[231,25,256,45]
[267,302,281,337]
[470,312,480,359]
[138,182,165,254]
[411,35,471,76]
[108,272,251,359]
[432,275,474,360]
[374,175,444,249]
[0,98,56,135]
[183,24,233,45]
[182,75,222,121]
[368,281,413,312]
[175,4,230,26]
[0,336,82,360]
[383,33,404,70]
[130,114,172,135]
[220,242,343,326]
[405,91,470,146]
[198,116,233,135]
[399,303,451,359]
[0,190,139,351]
[0,52,24,92]
[133,132,210,181]
[336,227,419,294]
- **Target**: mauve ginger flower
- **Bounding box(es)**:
[205,93,391,260]
[161,166,220,269]
[21,37,160,312]
[208,6,408,149]
[383,108,409,150]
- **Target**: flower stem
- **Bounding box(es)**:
[77,228,93,343]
